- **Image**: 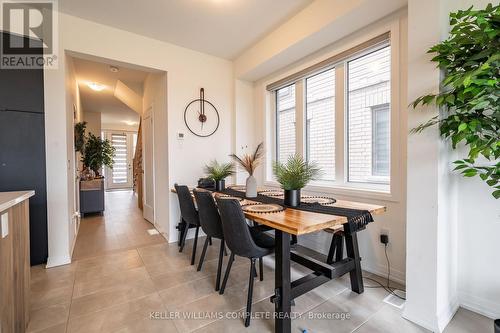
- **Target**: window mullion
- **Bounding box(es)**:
[295,80,305,158]
[334,65,345,185]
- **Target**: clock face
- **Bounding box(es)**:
[184,98,220,137]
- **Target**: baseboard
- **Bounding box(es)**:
[69,213,81,257]
[46,254,71,268]
[361,262,406,286]
[437,297,460,332]
[402,310,440,333]
[143,204,154,223]
[459,291,500,319]
[167,227,206,244]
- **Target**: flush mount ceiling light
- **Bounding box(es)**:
[87,82,106,91]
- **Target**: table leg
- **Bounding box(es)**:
[275,230,291,333]
[344,231,364,294]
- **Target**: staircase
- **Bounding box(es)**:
[133,120,143,210]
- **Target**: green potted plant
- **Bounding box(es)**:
[230,142,264,198]
[411,4,499,199]
[273,154,321,207]
[204,160,234,191]
[82,133,115,177]
[74,121,87,153]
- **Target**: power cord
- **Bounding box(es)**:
[363,243,406,300]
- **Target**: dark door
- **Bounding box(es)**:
[0,111,48,265]
[0,32,47,265]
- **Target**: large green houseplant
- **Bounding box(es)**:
[411,4,499,198]
[82,133,115,177]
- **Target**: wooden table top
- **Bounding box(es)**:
[172,187,386,235]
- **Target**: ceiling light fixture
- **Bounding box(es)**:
[109,66,119,73]
[87,82,106,91]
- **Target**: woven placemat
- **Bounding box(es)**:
[242,203,285,214]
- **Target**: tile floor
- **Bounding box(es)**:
[27,191,494,332]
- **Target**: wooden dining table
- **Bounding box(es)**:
[172,186,386,333]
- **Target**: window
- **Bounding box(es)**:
[306,69,335,181]
[276,85,296,163]
[347,46,390,184]
[372,103,390,177]
[270,35,394,193]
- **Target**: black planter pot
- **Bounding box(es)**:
[215,179,225,191]
[284,189,301,207]
[494,319,500,333]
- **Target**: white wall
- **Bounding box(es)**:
[251,11,409,285]
[64,55,82,260]
[82,111,101,137]
[45,11,234,265]
[453,0,500,320]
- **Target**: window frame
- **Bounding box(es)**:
[304,67,336,181]
[266,24,401,202]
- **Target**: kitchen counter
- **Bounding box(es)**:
[0,191,35,212]
[0,190,33,333]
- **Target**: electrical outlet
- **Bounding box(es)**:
[380,228,389,245]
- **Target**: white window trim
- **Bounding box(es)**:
[264,20,402,203]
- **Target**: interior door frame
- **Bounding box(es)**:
[142,105,155,224]
[104,130,136,190]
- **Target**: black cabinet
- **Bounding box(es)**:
[0,32,48,265]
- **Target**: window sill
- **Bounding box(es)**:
[263,180,399,203]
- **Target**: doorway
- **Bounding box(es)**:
[104,131,136,190]
[67,52,167,259]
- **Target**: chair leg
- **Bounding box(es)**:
[209,237,212,246]
[215,239,225,291]
[259,257,264,281]
[179,222,189,253]
[291,235,298,245]
[245,258,256,327]
[219,252,235,295]
[191,226,200,265]
[197,237,210,271]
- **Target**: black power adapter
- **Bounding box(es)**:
[380,234,389,245]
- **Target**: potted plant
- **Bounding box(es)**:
[204,160,234,191]
[230,142,264,198]
[74,121,87,153]
[411,4,499,199]
[81,133,115,177]
[273,154,321,207]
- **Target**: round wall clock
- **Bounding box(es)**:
[184,88,220,137]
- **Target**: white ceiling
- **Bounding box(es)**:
[73,57,148,128]
[59,0,313,59]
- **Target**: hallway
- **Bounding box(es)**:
[72,190,165,260]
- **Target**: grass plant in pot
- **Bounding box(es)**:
[204,160,234,191]
[230,142,264,198]
[273,154,321,207]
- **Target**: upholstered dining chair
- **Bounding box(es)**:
[193,189,226,291]
[215,197,275,327]
[175,184,201,265]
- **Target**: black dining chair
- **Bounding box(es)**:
[193,189,226,291]
[175,184,201,265]
[215,197,275,327]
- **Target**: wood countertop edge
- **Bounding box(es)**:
[0,190,35,212]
